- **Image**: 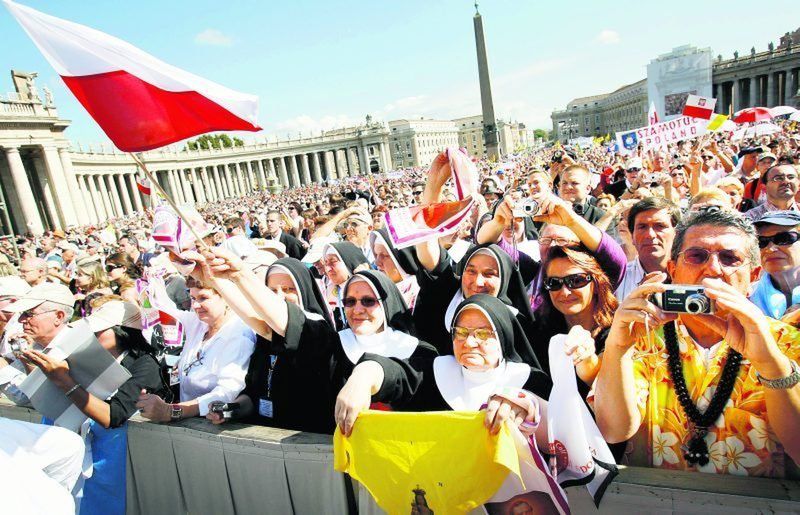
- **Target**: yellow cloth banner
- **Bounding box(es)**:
[334,411,520,515]
[707,114,729,131]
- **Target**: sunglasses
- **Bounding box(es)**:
[412,190,424,195]
[226,227,235,234]
[543,273,593,291]
[626,167,641,173]
[105,264,122,273]
[19,309,58,321]
[679,247,747,268]
[758,231,800,249]
[342,296,379,308]
[451,326,496,342]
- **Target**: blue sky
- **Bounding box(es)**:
[2,0,799,146]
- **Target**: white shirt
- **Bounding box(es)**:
[175,312,256,416]
[614,258,646,301]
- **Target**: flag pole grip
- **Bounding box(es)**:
[129,153,211,251]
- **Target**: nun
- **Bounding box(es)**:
[413,240,542,368]
[206,258,336,433]
[320,241,370,329]
[369,228,420,309]
[335,294,552,442]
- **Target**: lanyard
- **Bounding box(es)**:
[265,355,278,400]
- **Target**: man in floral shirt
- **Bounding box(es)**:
[592,209,800,478]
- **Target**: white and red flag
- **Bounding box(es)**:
[4,0,261,152]
[135,175,151,196]
[682,95,716,120]
[647,101,659,125]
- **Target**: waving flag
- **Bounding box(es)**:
[135,175,151,196]
[648,101,659,125]
[682,95,716,120]
[4,0,261,152]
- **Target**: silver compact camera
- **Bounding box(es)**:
[512,199,540,218]
[651,285,715,314]
[9,337,28,358]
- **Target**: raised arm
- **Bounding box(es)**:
[414,152,452,271]
[310,206,362,242]
[534,193,602,252]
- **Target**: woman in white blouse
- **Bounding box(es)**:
[136,276,256,422]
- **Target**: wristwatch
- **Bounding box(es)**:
[756,360,800,389]
[169,404,183,421]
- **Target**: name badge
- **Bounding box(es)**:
[169,366,180,386]
[259,398,274,418]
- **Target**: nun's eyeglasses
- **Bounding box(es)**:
[343,296,378,308]
[543,273,593,291]
[451,326,496,342]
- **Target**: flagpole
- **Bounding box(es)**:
[129,152,211,251]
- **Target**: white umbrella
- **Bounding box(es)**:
[719,120,737,132]
[769,105,799,117]
[731,123,783,141]
[790,111,800,122]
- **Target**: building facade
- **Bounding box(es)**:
[387,118,460,169]
[552,30,800,142]
[454,115,529,158]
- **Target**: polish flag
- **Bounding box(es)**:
[682,95,716,120]
[4,0,261,152]
[648,101,659,125]
[135,176,151,196]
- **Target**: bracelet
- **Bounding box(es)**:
[756,360,800,390]
[64,384,82,397]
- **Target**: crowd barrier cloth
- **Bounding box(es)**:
[1,399,798,515]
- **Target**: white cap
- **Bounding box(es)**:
[625,157,643,170]
[4,282,74,313]
[0,276,32,298]
[84,300,142,332]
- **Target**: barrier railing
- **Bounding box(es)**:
[2,399,798,514]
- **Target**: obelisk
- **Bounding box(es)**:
[473,2,499,160]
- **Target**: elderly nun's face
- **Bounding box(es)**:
[373,243,403,283]
[267,272,300,306]
[322,252,351,286]
[344,280,386,335]
[462,253,502,298]
[452,308,502,371]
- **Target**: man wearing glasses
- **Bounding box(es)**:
[604,157,643,200]
[0,283,74,405]
[594,209,800,477]
[750,211,800,322]
[744,164,799,222]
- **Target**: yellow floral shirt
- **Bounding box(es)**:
[625,319,799,478]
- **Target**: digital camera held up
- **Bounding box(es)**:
[512,199,540,218]
[651,285,715,314]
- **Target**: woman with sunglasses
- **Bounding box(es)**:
[369,228,421,309]
[321,242,370,330]
[104,252,142,305]
[750,212,800,321]
[73,255,113,317]
[536,246,618,389]
[136,275,256,424]
[191,247,437,428]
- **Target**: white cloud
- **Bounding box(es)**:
[274,114,362,135]
[595,29,620,45]
[194,29,233,47]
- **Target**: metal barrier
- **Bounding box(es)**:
[2,400,799,514]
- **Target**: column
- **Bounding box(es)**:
[380,141,391,171]
[31,155,61,230]
[190,168,206,203]
[254,160,267,190]
[181,170,195,203]
[238,162,250,193]
[115,174,133,215]
[357,146,368,175]
[324,151,337,180]
[175,170,189,203]
[232,163,245,195]
[41,146,78,227]
[787,69,796,106]
[5,148,44,233]
[226,164,238,197]
[288,155,301,188]
[86,175,107,222]
[105,174,124,217]
[335,149,348,179]
[767,72,776,107]
[276,157,289,187]
[78,176,99,223]
[735,78,746,111]
[749,76,759,107]
[300,154,312,185]
[347,147,359,176]
[126,173,144,211]
[164,170,178,202]
[212,165,225,198]
[96,174,115,219]
[199,168,213,201]
[57,147,90,225]
[310,152,322,183]
[713,84,722,113]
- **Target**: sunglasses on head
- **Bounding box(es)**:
[758,231,800,249]
[679,247,746,268]
[543,273,593,291]
[342,296,379,308]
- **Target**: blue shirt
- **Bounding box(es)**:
[750,275,800,319]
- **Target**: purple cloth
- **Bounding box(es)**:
[530,232,627,311]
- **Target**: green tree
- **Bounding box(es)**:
[533,128,549,141]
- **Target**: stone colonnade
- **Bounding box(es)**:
[714,65,800,114]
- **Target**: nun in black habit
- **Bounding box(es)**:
[335,294,552,440]
[413,242,542,368]
[321,241,370,330]
[369,228,420,310]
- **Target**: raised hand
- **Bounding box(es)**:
[607,272,677,351]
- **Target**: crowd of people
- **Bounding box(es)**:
[1,120,799,513]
